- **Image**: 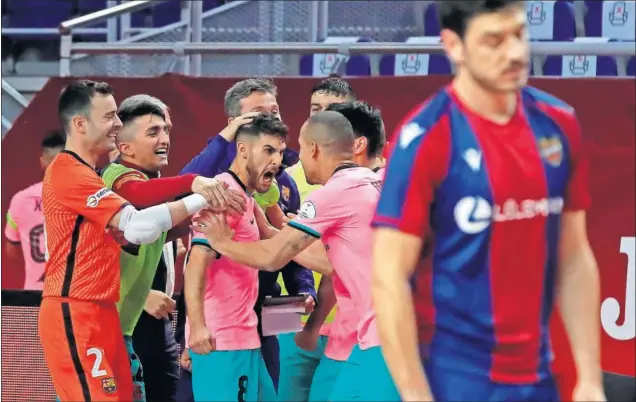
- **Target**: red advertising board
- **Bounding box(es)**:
[2,76,634,397]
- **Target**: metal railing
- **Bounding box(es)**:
[59,0,169,33]
[1,79,30,138]
[3,1,120,42]
[1,80,29,108]
[59,40,636,77]
[57,0,191,76]
[63,40,636,55]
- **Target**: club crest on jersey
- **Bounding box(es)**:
[86,187,113,208]
[538,137,563,167]
[281,186,290,202]
[299,201,317,219]
[101,377,117,395]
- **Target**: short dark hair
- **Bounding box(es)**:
[117,95,165,126]
[41,130,66,149]
[310,77,356,100]
[236,114,288,140]
[58,80,114,131]
[326,101,385,157]
[437,0,522,38]
[225,78,278,118]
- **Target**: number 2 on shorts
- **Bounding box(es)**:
[87,348,107,378]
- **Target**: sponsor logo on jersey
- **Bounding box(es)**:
[399,122,425,149]
[538,137,563,167]
[454,196,564,234]
[101,377,117,395]
[463,148,482,172]
[86,187,113,208]
[299,201,317,219]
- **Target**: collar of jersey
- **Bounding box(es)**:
[61,150,98,173]
[115,156,159,179]
[226,169,249,195]
[332,162,359,177]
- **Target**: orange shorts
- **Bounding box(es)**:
[39,297,133,402]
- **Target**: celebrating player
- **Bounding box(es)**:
[184,114,289,402]
[278,77,357,402]
[5,130,64,290]
[192,111,381,401]
[178,79,315,394]
[101,94,245,401]
[39,80,234,402]
[371,2,605,401]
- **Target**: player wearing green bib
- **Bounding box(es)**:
[103,95,245,401]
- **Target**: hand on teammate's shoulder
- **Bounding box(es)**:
[192,176,246,216]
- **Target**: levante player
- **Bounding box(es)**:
[371,2,605,401]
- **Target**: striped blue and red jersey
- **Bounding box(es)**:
[372,85,591,384]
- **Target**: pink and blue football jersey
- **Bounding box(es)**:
[372,85,590,400]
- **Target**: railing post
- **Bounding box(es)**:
[190,0,203,77]
[317,1,329,41]
[106,0,118,42]
[309,1,319,42]
[59,34,73,77]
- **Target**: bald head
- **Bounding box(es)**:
[304,110,355,156]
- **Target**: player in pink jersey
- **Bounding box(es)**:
[5,131,65,290]
[183,115,285,402]
[192,111,382,401]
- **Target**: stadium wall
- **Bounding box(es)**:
[1,75,634,397]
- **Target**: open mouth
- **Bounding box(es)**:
[155,148,168,158]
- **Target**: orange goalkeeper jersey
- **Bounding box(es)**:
[42,150,129,301]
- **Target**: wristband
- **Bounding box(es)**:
[183,193,208,215]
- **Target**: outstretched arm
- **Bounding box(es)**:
[193,211,332,274]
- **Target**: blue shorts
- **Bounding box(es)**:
[425,358,560,401]
[124,336,146,402]
[190,348,276,402]
[277,332,329,402]
[331,345,400,401]
[308,356,345,401]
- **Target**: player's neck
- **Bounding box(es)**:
[353,154,373,169]
[452,75,517,124]
[229,162,254,194]
[64,140,100,169]
[119,155,160,178]
[320,157,355,184]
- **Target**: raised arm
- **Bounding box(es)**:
[180,113,260,177]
